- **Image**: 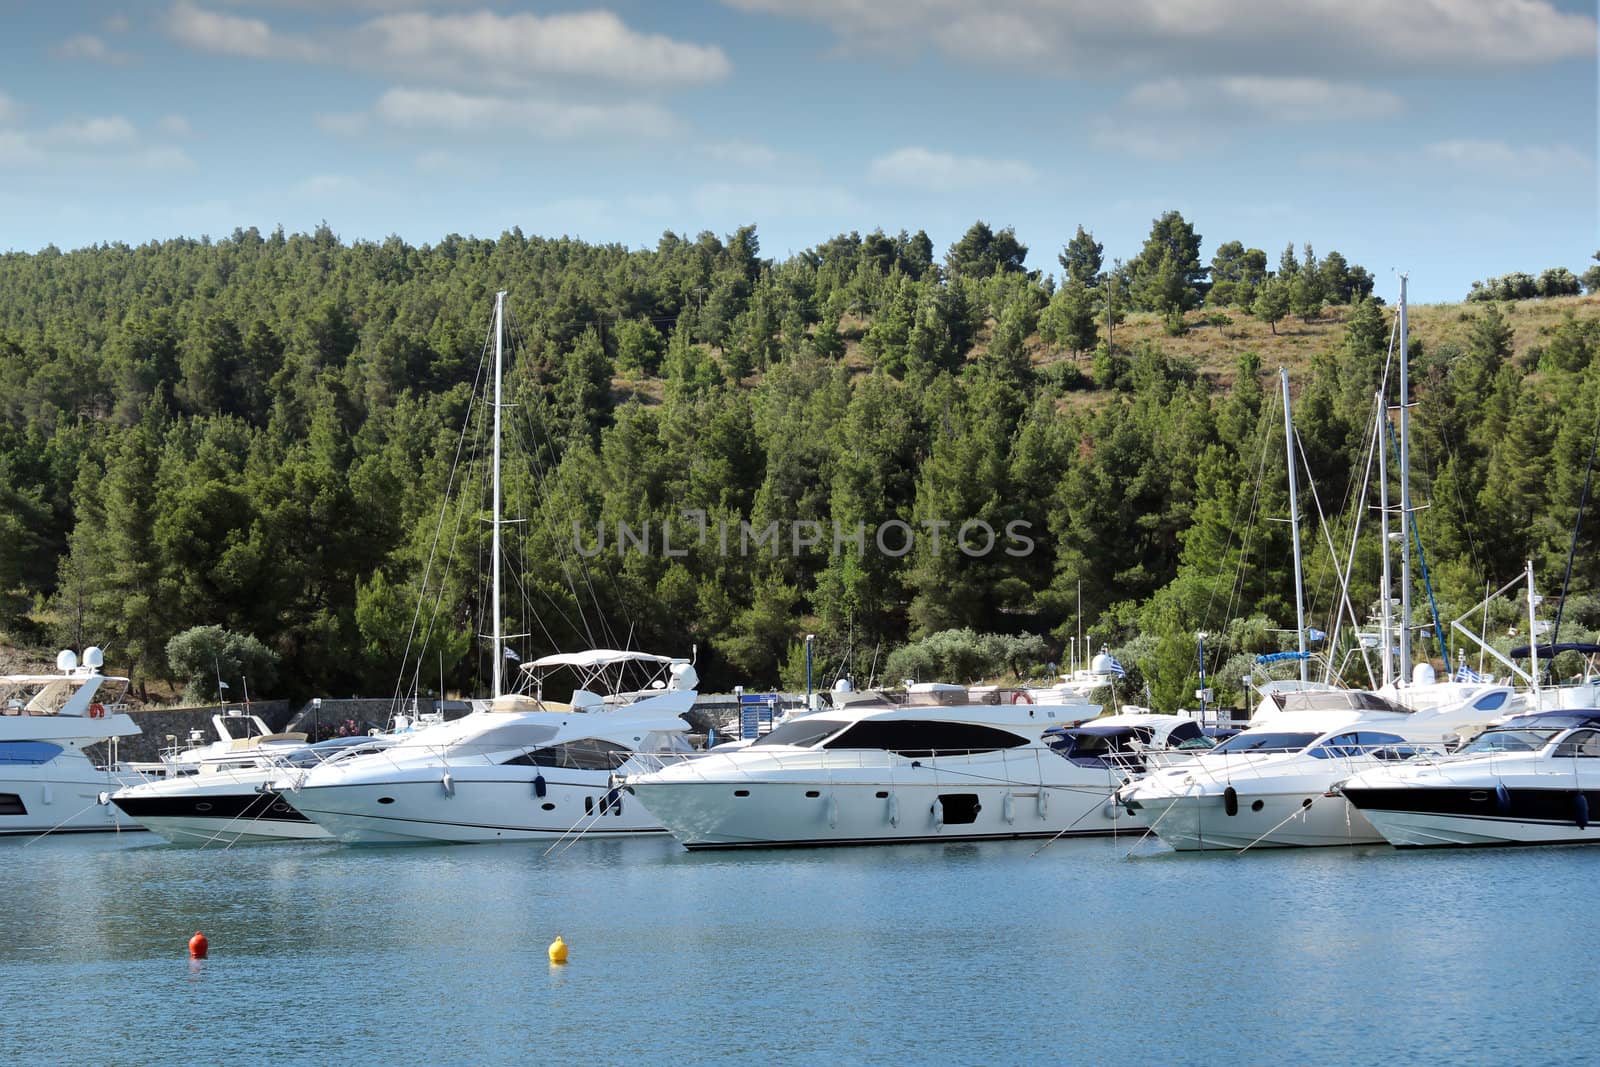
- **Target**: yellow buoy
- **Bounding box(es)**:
[547,935,568,965]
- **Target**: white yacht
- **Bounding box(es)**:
[109,735,391,846]
[278,650,698,844]
[619,685,1144,850]
[1340,709,1600,848]
[1116,688,1499,851]
[0,647,143,835]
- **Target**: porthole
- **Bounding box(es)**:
[1251,800,1264,812]
[734,789,750,797]
[377,797,395,805]
[194,802,212,813]
[875,791,889,799]
[541,802,556,811]
[805,790,821,798]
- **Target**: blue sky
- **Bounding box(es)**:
[1,1,1595,303]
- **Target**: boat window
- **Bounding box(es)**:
[821,720,1030,757]
[1309,733,1362,759]
[1166,720,1203,744]
[1553,729,1600,758]
[0,793,25,816]
[1212,731,1320,755]
[1458,729,1561,756]
[750,718,848,748]
[1472,691,1508,711]
[0,742,63,765]
[503,739,634,770]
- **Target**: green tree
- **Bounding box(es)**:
[1253,279,1290,335]
[1128,211,1205,313]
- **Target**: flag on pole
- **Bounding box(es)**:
[1107,654,1127,678]
[503,647,521,662]
[218,680,229,690]
[1454,663,1486,683]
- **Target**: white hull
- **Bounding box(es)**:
[1126,791,1383,851]
[131,813,327,846]
[286,772,665,844]
[1359,805,1600,848]
[0,766,141,835]
[627,775,1133,849]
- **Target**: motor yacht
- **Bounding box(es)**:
[1340,709,1600,848]
[1116,687,1500,851]
[0,648,143,835]
[619,684,1141,850]
[278,650,698,844]
[109,735,393,846]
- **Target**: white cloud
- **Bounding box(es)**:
[46,117,138,147]
[356,10,731,90]
[102,14,132,33]
[53,34,133,63]
[167,2,324,62]
[721,0,1596,75]
[1424,139,1592,178]
[1089,122,1221,162]
[293,174,363,198]
[158,115,192,137]
[374,87,680,140]
[172,4,730,92]
[1128,76,1403,122]
[0,130,46,168]
[866,147,1037,193]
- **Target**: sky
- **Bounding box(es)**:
[0,1,1596,303]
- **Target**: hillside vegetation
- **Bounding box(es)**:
[1,216,1598,709]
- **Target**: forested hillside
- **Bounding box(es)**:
[2,216,1598,707]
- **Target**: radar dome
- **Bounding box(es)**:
[82,646,104,669]
[832,678,854,693]
[1412,662,1436,686]
[668,662,699,692]
[55,650,78,671]
[1091,652,1115,674]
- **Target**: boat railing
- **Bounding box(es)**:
[1181,740,1454,784]
[622,745,1082,784]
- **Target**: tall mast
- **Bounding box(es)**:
[1397,275,1412,685]
[1377,388,1393,689]
[491,290,507,699]
[1281,369,1308,682]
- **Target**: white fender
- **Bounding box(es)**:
[1002,792,1016,825]
[888,793,899,828]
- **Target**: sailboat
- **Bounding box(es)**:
[279,292,700,844]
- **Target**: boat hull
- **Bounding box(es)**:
[0,766,142,835]
[1343,785,1600,848]
[111,791,326,846]
[1124,790,1383,851]
[625,776,1133,850]
[285,772,667,844]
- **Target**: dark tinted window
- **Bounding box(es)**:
[822,720,1029,757]
[1213,731,1319,755]
[750,718,848,748]
[1554,729,1600,758]
[504,738,634,770]
[1167,720,1203,744]
[0,793,25,815]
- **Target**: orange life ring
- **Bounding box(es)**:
[1012,691,1033,705]
[88,703,105,718]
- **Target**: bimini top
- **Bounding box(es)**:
[520,649,679,671]
[1494,709,1600,731]
[1268,689,1411,715]
[1507,642,1600,659]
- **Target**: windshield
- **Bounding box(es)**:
[1211,731,1320,755]
[1458,729,1561,756]
[750,718,847,748]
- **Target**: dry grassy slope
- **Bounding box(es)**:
[609,293,1600,408]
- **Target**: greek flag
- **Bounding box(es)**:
[1107,654,1127,678]
[1454,663,1485,683]
[503,647,521,662]
[1306,628,1326,643]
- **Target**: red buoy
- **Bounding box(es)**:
[189,931,209,959]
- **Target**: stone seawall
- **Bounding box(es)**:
[86,701,292,765]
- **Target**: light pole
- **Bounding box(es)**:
[1196,632,1211,726]
[804,634,816,708]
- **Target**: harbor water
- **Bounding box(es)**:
[2,831,1595,1065]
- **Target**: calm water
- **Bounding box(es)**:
[1,830,1595,1065]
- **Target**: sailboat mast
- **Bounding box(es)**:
[491,290,507,699]
[1281,368,1308,682]
[1377,388,1393,689]
[1397,275,1412,685]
